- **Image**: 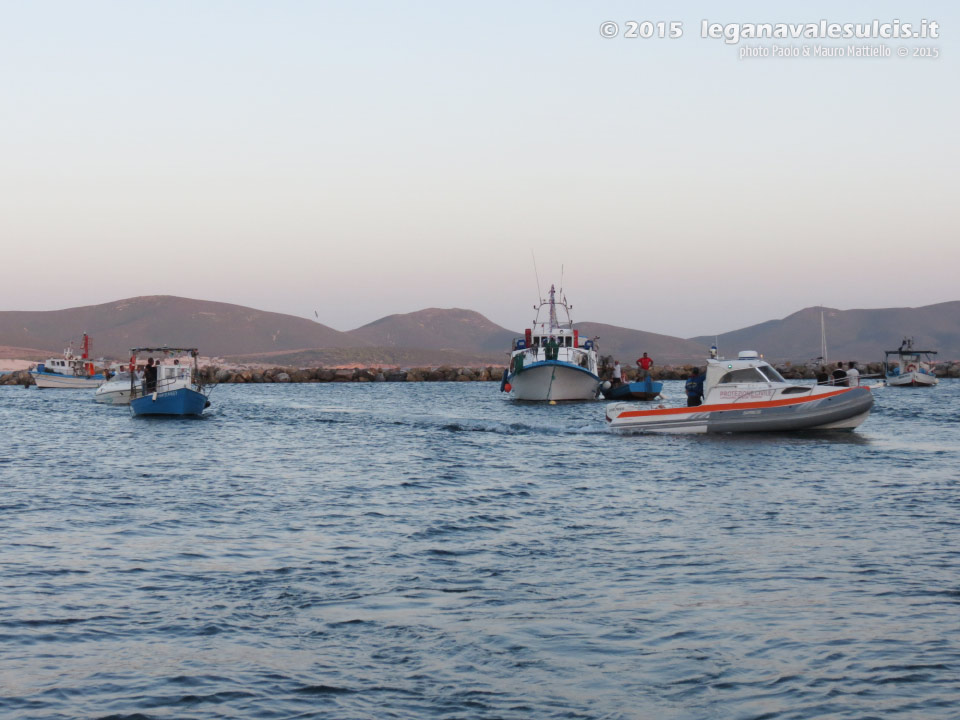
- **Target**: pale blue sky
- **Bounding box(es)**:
[1,1,956,336]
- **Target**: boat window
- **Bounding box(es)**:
[565,337,572,347]
[758,366,786,383]
[717,368,768,384]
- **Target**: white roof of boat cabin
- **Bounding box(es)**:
[704,353,776,386]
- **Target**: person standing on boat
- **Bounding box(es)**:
[144,357,158,394]
[547,336,559,361]
[831,361,847,386]
[685,368,706,407]
[637,352,653,380]
[612,360,622,386]
[816,367,830,385]
[846,361,860,386]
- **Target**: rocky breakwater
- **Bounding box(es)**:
[197,365,507,384]
[0,370,35,386]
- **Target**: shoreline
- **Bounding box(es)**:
[3,360,959,387]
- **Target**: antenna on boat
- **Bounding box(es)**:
[531,250,543,303]
[559,263,564,297]
[820,307,828,365]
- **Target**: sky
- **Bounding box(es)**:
[1,1,957,337]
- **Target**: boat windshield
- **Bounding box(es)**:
[758,366,786,383]
[717,367,768,384]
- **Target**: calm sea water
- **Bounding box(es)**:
[1,380,958,719]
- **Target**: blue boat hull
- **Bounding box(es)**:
[602,379,663,400]
[130,387,208,416]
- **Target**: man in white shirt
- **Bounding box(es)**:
[612,360,622,386]
[846,361,860,386]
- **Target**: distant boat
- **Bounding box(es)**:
[501,284,601,401]
[30,333,105,389]
[128,347,211,416]
[884,338,938,387]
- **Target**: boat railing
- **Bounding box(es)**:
[131,371,199,399]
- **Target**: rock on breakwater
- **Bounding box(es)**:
[0,369,34,386]
[195,364,507,384]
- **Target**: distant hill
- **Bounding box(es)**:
[0,345,50,361]
[574,322,709,364]
[0,296,367,358]
[3,296,956,367]
[347,308,518,354]
[693,302,960,362]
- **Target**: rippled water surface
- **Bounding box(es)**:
[1,381,959,719]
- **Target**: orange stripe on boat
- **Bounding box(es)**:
[615,387,866,419]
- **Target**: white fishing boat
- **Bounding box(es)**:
[884,338,938,387]
[500,284,600,401]
[606,350,874,434]
[30,333,106,389]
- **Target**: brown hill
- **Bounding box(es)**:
[574,322,710,365]
[692,302,960,362]
[0,345,51,360]
[0,295,367,358]
[347,308,518,354]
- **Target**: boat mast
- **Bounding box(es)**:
[820,310,827,365]
[548,284,558,331]
[82,333,94,376]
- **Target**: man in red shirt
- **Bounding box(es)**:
[637,352,653,379]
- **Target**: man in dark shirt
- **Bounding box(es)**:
[831,361,847,386]
[547,337,559,361]
[685,368,706,406]
[144,357,158,393]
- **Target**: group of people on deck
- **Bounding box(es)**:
[611,353,706,407]
[816,361,860,387]
[610,353,654,386]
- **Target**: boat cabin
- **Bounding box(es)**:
[703,351,790,399]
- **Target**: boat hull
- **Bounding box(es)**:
[130,387,208,416]
[887,372,938,387]
[31,371,104,389]
[94,385,132,405]
[508,361,600,401]
[607,387,874,434]
[602,379,663,400]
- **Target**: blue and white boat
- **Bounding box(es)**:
[884,337,939,387]
[500,284,601,401]
[30,333,106,389]
[128,347,210,417]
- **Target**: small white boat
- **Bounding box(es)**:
[884,338,938,387]
[94,371,136,405]
[606,350,874,434]
[500,284,600,401]
[30,334,105,389]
